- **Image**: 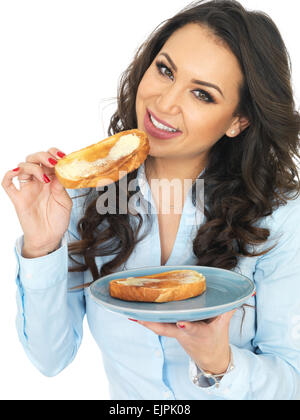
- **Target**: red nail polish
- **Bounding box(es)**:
[48,158,58,166]
[13,167,20,172]
[129,319,138,322]
[57,152,66,158]
[43,174,51,183]
[177,324,186,329]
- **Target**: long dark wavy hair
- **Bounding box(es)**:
[68,0,300,285]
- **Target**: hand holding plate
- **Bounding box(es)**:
[137,309,236,376]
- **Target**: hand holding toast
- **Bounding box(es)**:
[2,130,149,258]
[1,148,73,258]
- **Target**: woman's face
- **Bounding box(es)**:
[136,23,245,161]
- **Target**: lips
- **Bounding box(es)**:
[147,109,178,131]
[144,109,182,140]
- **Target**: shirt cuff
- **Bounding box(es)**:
[14,233,68,290]
[189,345,252,399]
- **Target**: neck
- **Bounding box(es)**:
[145,155,206,184]
[144,156,206,213]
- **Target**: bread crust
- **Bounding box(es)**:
[55,129,149,189]
[109,270,206,303]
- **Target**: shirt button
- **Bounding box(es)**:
[155,350,161,358]
[26,273,32,279]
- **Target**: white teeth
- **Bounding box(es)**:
[150,114,177,132]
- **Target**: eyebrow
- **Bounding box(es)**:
[159,52,225,99]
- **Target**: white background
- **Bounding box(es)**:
[0,0,299,400]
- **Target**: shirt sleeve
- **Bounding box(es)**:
[188,197,300,400]
[14,190,87,377]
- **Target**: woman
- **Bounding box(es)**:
[2,0,300,400]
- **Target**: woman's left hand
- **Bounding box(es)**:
[134,310,236,375]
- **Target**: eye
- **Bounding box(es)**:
[193,89,215,103]
[155,60,216,104]
[155,61,174,80]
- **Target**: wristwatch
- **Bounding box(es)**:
[192,347,235,388]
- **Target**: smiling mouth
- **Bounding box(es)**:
[148,110,180,133]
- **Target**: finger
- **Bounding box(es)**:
[26,150,68,192]
[203,316,219,324]
[18,162,51,184]
[177,310,237,333]
[1,168,21,201]
[50,173,69,195]
[176,321,204,335]
[221,309,237,324]
[137,321,179,338]
[176,317,221,335]
[25,151,60,170]
[47,148,66,160]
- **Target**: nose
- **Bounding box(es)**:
[155,84,182,115]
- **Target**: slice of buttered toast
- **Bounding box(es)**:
[55,129,149,189]
[109,270,206,303]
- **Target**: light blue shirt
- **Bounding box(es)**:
[14,163,300,400]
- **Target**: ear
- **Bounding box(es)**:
[226,115,250,138]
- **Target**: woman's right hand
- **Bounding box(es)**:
[1,148,73,258]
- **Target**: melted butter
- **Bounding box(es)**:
[58,134,140,179]
[116,274,204,287]
[116,278,165,286]
[109,134,140,160]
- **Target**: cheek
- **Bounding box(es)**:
[136,72,158,124]
[185,106,233,140]
[136,78,148,113]
[137,72,156,101]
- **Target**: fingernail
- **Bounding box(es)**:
[43,174,51,184]
[252,292,257,297]
[57,152,66,158]
[48,158,58,166]
[177,323,186,329]
[13,167,20,172]
[128,319,138,323]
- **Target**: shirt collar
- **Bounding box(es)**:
[136,162,154,207]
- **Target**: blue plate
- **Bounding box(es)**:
[88,265,255,323]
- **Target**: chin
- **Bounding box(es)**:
[147,142,168,158]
